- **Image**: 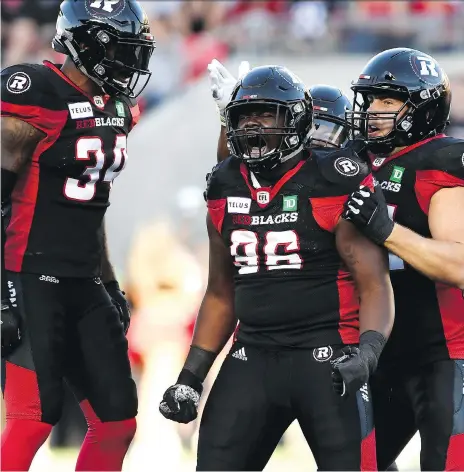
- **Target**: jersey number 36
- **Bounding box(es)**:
[230,229,302,274]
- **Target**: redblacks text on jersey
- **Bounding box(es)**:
[1,62,140,277]
[371,135,464,366]
[206,150,373,348]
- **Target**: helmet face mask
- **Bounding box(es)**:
[310,117,348,148]
[53,1,155,98]
[308,85,352,149]
[226,100,307,171]
[347,90,414,154]
[225,66,313,173]
[346,48,451,155]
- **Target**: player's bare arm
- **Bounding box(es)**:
[217,125,229,162]
[331,218,394,396]
[336,218,394,338]
[191,213,236,352]
[100,218,117,283]
[100,218,131,333]
[1,117,44,175]
[384,187,464,290]
[159,213,236,424]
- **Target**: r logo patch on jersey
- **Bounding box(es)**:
[6,72,31,94]
[86,0,126,19]
[313,346,333,362]
[334,157,360,176]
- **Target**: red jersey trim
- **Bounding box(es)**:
[207,198,227,233]
[370,134,446,169]
[310,195,347,233]
[361,429,377,471]
[239,160,306,208]
[129,103,141,131]
[4,107,68,272]
[43,61,111,106]
[435,283,464,359]
[310,174,374,233]
[4,362,42,421]
[415,170,464,215]
[1,102,68,136]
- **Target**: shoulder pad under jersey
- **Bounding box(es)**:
[204,156,241,201]
[1,63,56,110]
[313,146,371,192]
[423,137,464,179]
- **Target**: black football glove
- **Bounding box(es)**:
[331,331,386,397]
[159,369,203,424]
[342,184,394,245]
[104,281,131,334]
[331,345,370,396]
[1,301,22,358]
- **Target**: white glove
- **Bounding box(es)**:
[207,59,250,126]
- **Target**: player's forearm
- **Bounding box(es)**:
[100,221,117,283]
[385,224,464,289]
[217,125,229,163]
[358,284,394,339]
[191,291,237,354]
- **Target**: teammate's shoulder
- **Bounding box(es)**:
[1,63,57,107]
[2,63,50,91]
[204,156,240,201]
[312,145,370,191]
[423,136,464,172]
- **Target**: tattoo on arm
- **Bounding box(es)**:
[1,117,44,173]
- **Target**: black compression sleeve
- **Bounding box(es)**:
[1,169,17,300]
[181,345,217,382]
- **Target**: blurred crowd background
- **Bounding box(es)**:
[1,1,464,470]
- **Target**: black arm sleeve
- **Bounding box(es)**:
[1,169,17,300]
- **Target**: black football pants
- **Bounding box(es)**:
[197,341,377,471]
[2,271,138,425]
[373,359,464,471]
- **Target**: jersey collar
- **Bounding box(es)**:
[239,159,306,208]
[43,61,111,108]
[370,134,446,170]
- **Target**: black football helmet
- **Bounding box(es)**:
[225,65,313,172]
[346,48,451,154]
[53,0,155,98]
[309,84,351,148]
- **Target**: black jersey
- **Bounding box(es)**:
[371,135,464,365]
[206,150,373,348]
[1,62,140,277]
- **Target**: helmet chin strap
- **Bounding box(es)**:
[63,37,107,92]
[280,143,304,164]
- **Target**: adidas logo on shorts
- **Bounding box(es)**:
[232,347,248,361]
[39,275,60,284]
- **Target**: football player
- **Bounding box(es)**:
[1,1,155,470]
[207,59,400,471]
[208,59,353,162]
[343,48,464,470]
[159,65,394,470]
